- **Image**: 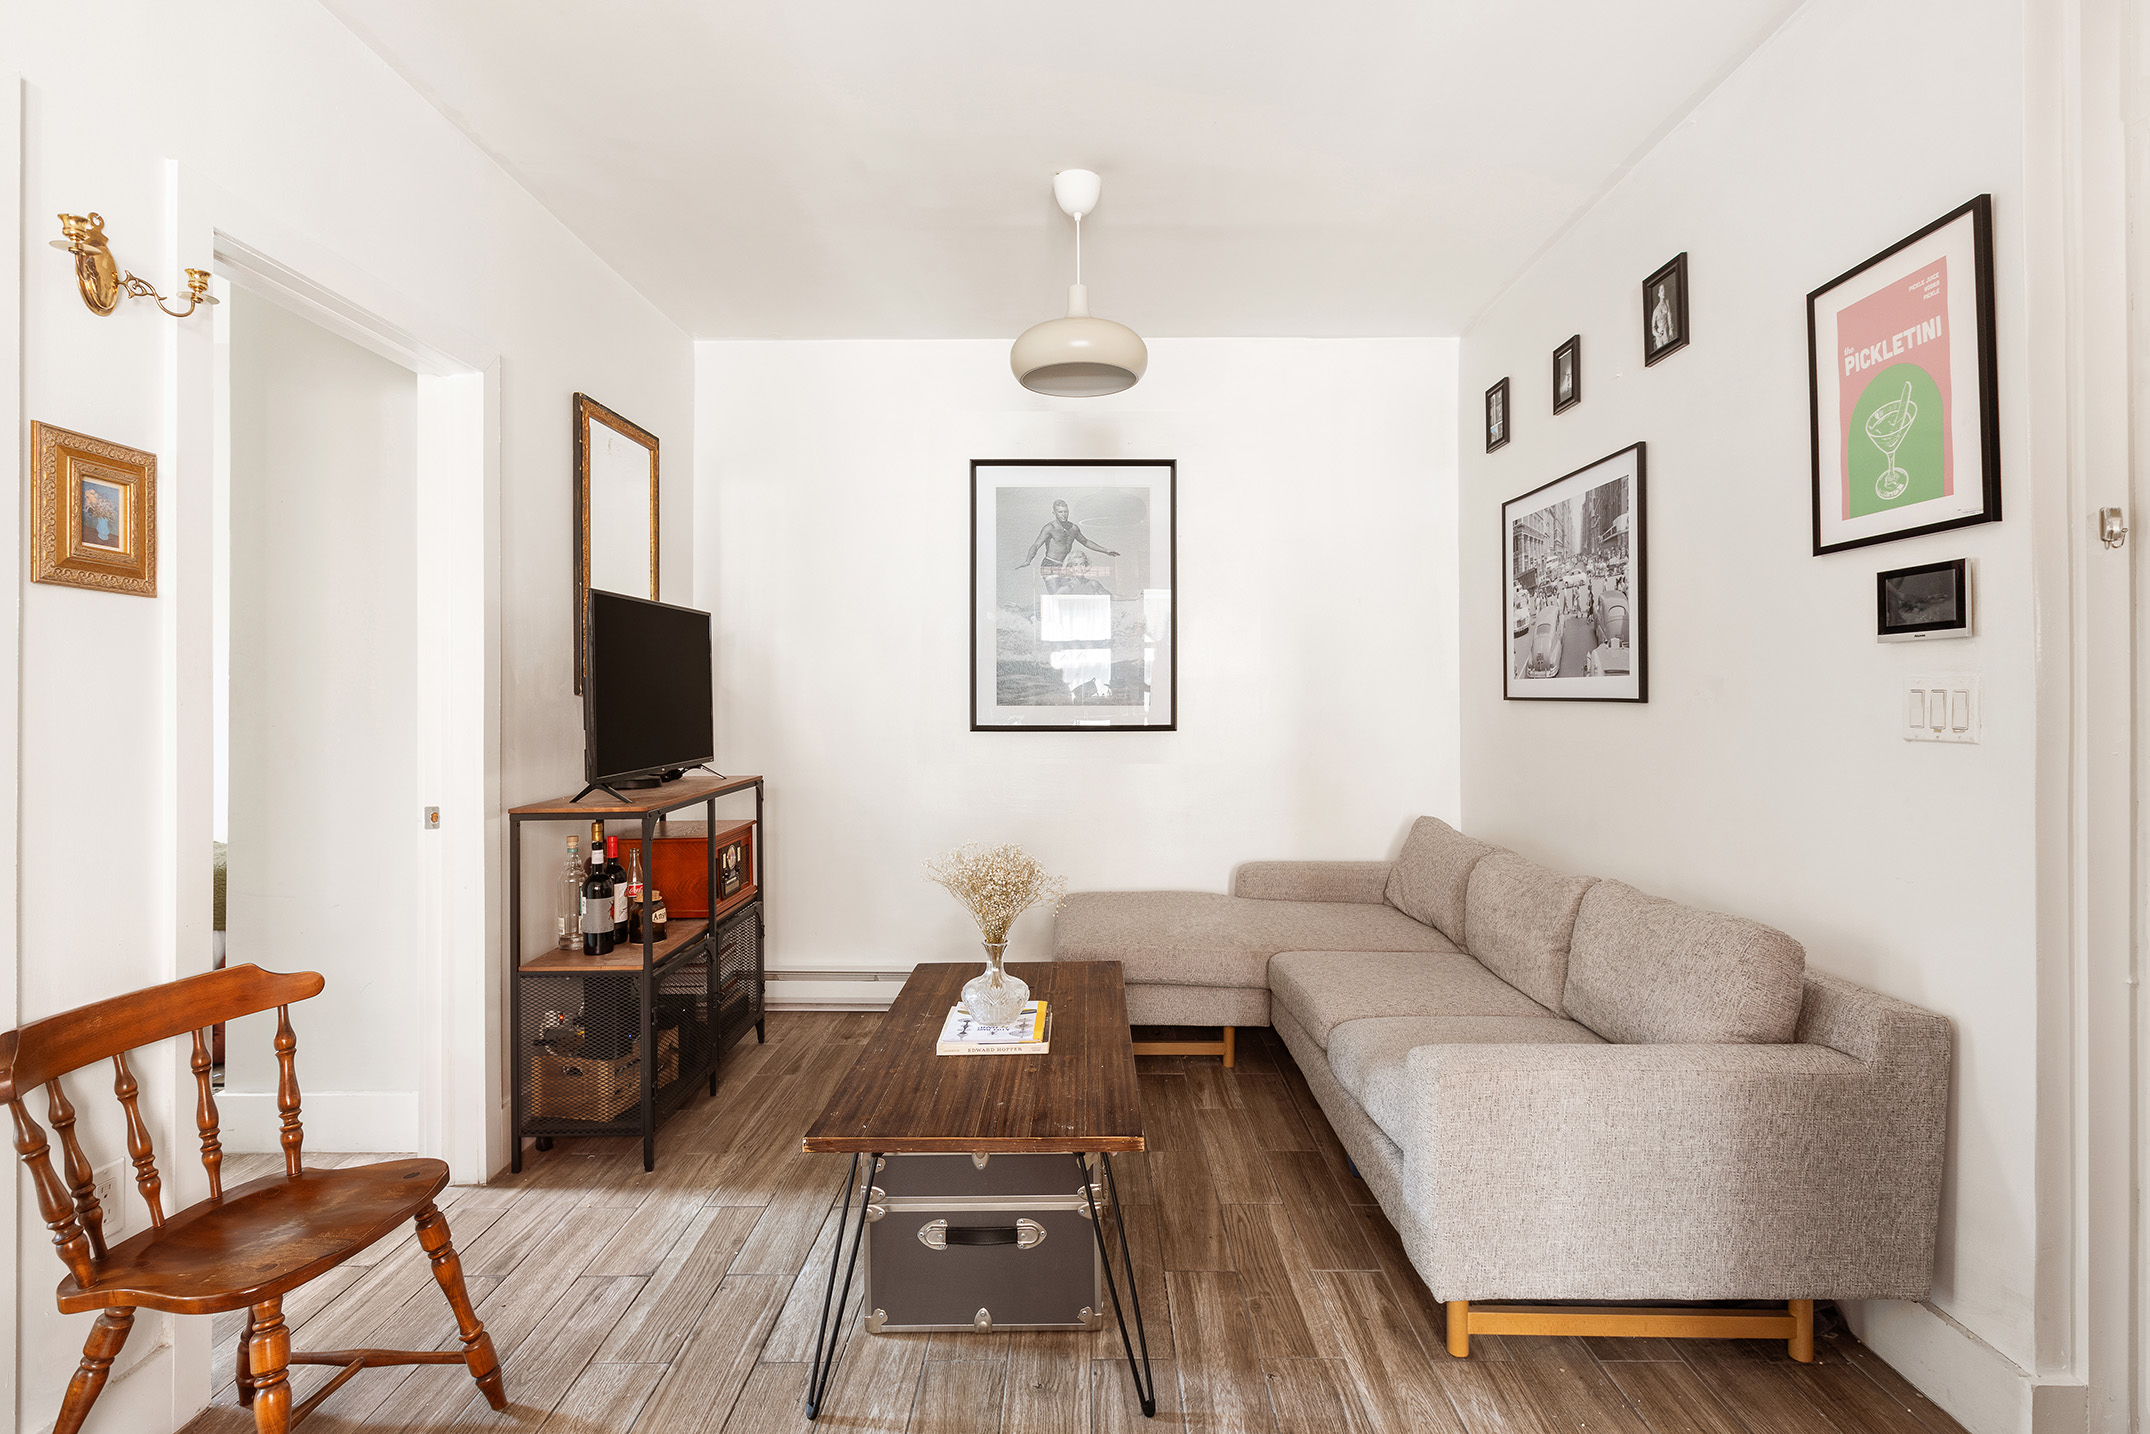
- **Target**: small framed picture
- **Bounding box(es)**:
[1642,253,1689,366]
[1503,443,1646,702]
[1485,378,1511,452]
[1876,558,1970,642]
[1809,196,2000,555]
[1552,336,1581,413]
[30,421,156,597]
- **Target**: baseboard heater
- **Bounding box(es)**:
[764,968,908,1011]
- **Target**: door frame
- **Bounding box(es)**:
[194,206,503,1186]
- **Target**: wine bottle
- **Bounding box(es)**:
[624,845,646,943]
[559,835,582,949]
[605,836,630,933]
[648,889,668,943]
[581,839,615,955]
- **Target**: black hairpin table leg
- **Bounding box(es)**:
[804,1151,876,1421]
[1077,1151,1157,1417]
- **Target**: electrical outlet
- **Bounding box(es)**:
[92,1161,127,1239]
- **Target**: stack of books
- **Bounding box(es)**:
[936,1001,1050,1056]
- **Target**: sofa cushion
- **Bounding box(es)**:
[1327,1015,1605,1148]
[1563,880,1806,1044]
[1268,950,1555,1047]
[1462,853,1597,1013]
[1054,891,1454,990]
[1384,817,1497,945]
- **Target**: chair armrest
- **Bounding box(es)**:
[1400,1040,1946,1303]
[1232,861,1392,904]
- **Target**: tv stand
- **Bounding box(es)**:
[508,771,766,1172]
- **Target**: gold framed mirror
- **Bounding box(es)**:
[574,393,660,693]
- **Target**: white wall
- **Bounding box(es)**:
[697,339,1460,995]
[1457,1,2048,1430]
[4,0,693,1427]
[223,288,422,1146]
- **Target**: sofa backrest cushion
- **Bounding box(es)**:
[1384,817,1496,945]
[1563,880,1806,1044]
[1462,853,1597,1013]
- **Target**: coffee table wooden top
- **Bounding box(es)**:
[801,961,1145,1155]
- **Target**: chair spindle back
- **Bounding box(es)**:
[0,965,325,1284]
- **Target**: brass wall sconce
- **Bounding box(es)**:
[51,213,218,319]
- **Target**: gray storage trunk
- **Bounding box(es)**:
[861,1152,1105,1334]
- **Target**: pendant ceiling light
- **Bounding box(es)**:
[1011,170,1147,397]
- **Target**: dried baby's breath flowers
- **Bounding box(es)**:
[924,842,1067,945]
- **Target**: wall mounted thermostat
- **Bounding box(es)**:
[1877,558,1970,642]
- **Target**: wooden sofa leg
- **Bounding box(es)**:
[1222,1027,1236,1068]
[1789,1299,1815,1362]
[1446,1300,1470,1358]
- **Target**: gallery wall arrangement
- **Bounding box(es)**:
[970,458,1177,732]
[1807,195,2000,556]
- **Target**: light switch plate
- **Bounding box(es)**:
[1905,673,1979,744]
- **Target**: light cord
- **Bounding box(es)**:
[1075,214,1082,286]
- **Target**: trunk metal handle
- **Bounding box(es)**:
[916,1218,1047,1251]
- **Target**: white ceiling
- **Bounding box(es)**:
[322,0,1802,339]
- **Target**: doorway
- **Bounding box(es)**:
[216,287,426,1150]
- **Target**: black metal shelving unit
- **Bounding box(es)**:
[507,772,765,1172]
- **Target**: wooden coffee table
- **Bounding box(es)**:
[799,960,1156,1420]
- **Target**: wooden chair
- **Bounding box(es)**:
[0,964,507,1433]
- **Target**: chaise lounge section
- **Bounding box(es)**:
[1053,816,1951,1357]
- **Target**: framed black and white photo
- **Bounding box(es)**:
[971,459,1176,731]
[1876,558,1970,642]
[1553,335,1581,413]
[1809,196,2000,555]
[1485,377,1511,452]
[1642,253,1688,365]
[1503,443,1646,702]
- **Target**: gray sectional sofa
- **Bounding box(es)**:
[1053,816,1950,1349]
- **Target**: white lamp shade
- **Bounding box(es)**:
[1010,314,1148,397]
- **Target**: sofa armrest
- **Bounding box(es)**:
[1233,861,1392,904]
[1400,1040,1946,1303]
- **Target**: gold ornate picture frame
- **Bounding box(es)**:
[30,421,156,597]
[573,393,660,693]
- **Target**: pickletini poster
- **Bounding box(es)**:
[1809,198,1998,554]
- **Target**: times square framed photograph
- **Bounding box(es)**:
[1503,443,1646,702]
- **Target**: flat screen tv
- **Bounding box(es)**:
[583,590,714,790]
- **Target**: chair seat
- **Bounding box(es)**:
[57,1158,449,1316]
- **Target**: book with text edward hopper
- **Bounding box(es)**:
[935,1001,1050,1056]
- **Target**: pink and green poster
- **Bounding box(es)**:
[1836,257,1952,520]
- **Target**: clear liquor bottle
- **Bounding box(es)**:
[559,836,583,948]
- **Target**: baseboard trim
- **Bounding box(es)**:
[217,1090,421,1154]
[765,978,898,1011]
[1841,1299,2056,1434]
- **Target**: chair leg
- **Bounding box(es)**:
[247,1299,291,1434]
[236,1310,256,1406]
[53,1307,134,1434]
[415,1202,507,1410]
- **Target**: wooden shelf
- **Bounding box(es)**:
[519,920,710,975]
[514,884,760,975]
[509,772,762,819]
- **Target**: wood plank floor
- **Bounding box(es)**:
[174,1013,1971,1434]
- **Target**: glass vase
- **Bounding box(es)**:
[961,941,1029,1029]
